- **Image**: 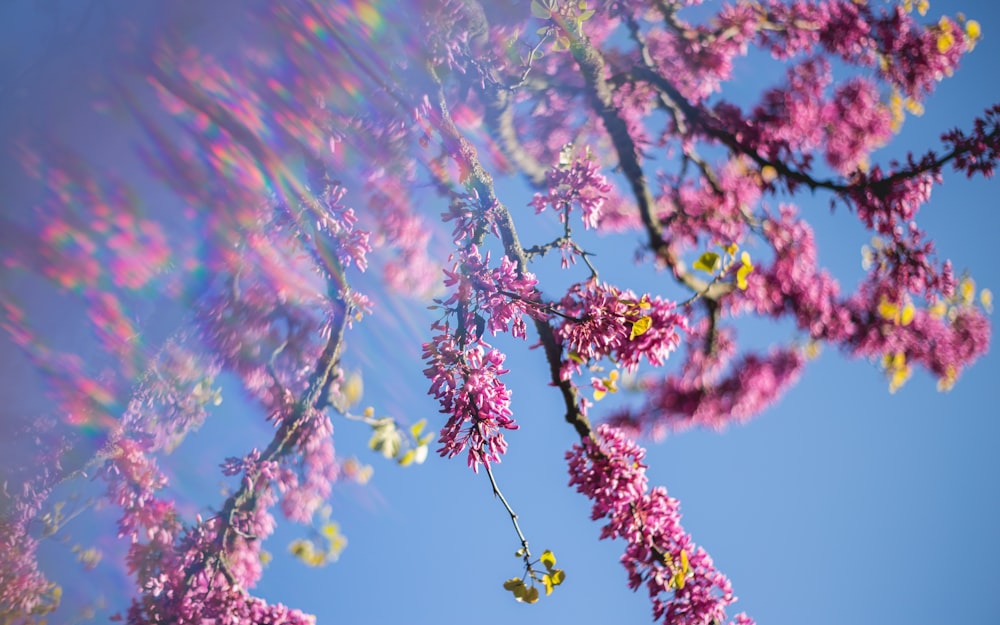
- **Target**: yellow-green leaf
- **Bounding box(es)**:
[523,586,540,604]
[629,316,652,340]
[368,418,402,459]
[410,418,426,439]
[693,251,721,274]
[593,388,607,401]
[504,577,526,592]
[960,277,975,305]
[878,298,898,321]
[540,549,557,569]
[899,302,915,326]
[542,573,555,595]
[530,0,552,19]
[550,569,565,585]
[966,19,982,40]
[736,263,754,290]
[336,370,364,411]
[937,27,954,53]
[320,522,339,539]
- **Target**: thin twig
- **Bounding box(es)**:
[480,431,532,567]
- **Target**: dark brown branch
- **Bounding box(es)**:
[483,87,549,186]
[569,31,731,301]
[632,64,1000,197]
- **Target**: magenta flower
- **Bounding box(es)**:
[423,328,517,471]
[556,281,687,379]
[568,425,740,625]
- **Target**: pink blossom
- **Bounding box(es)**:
[568,425,740,624]
[555,281,687,379]
[531,151,613,230]
[423,329,517,471]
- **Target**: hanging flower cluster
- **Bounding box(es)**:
[423,245,544,470]
[567,425,745,625]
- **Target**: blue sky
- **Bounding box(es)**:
[3,2,1000,624]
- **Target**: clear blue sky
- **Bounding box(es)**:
[2,2,999,624]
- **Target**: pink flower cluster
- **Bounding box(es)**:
[422,246,546,470]
[423,330,517,471]
[625,348,806,438]
[555,281,687,379]
[530,152,613,230]
[642,7,754,104]
[440,246,542,339]
[759,1,969,99]
[276,410,339,524]
[608,319,805,438]
[567,425,745,625]
[124,512,313,625]
[311,184,372,273]
[0,454,61,621]
[105,400,340,623]
[744,58,890,174]
[738,205,853,341]
[943,104,1000,179]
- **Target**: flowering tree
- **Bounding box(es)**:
[1,0,997,623]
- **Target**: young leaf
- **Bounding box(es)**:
[900,302,915,326]
[629,316,652,340]
[878,298,899,321]
[368,418,402,459]
[542,573,555,595]
[693,251,721,274]
[736,252,754,290]
[523,586,540,604]
[549,569,565,585]
[540,549,557,569]
[530,0,552,19]
[409,418,426,439]
[670,569,686,590]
